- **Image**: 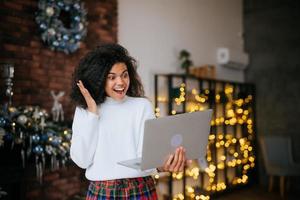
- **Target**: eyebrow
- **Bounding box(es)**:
[108,69,128,75]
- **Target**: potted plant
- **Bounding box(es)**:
[179,49,193,74]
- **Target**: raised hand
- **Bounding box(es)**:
[77,80,98,114]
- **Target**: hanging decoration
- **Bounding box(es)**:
[51,90,65,122]
[35,0,88,54]
[0,105,72,183]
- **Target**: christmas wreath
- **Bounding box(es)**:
[35,0,88,54]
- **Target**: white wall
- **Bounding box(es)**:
[118,0,245,100]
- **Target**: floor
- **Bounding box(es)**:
[72,183,300,200]
[214,185,299,200]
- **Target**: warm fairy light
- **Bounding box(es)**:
[208,134,215,140]
[227,109,235,118]
[195,95,206,103]
[218,134,223,140]
[224,142,230,148]
[174,84,186,106]
[243,164,250,170]
[217,162,225,169]
[192,89,197,95]
[225,86,233,94]
[235,99,244,107]
[155,107,160,117]
[156,81,255,200]
[215,94,220,102]
[237,108,243,114]
[186,186,194,193]
[229,118,237,125]
[186,167,200,179]
[238,119,244,124]
[239,138,245,145]
[157,96,167,102]
[249,156,255,162]
[172,172,183,180]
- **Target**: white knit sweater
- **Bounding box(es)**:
[70,96,156,181]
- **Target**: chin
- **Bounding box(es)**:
[110,92,127,101]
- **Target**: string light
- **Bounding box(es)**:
[155,82,255,199]
[155,107,160,117]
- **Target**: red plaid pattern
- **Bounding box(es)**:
[86,176,158,200]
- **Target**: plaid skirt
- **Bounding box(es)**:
[86,176,158,200]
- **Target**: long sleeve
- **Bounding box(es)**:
[136,100,158,173]
[70,107,100,169]
[136,100,155,158]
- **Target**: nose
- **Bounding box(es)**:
[115,76,125,85]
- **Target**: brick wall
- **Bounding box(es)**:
[25,164,88,200]
[0,0,117,121]
[0,0,117,199]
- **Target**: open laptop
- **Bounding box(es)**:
[117,109,212,170]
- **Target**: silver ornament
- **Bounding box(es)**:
[46,7,54,16]
[17,114,28,125]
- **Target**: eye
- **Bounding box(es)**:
[107,75,115,80]
[122,72,129,79]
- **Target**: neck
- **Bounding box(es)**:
[105,95,128,105]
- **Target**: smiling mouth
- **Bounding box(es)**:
[113,88,125,94]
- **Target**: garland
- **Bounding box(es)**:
[0,105,72,182]
[35,0,88,54]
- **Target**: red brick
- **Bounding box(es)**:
[52,178,68,187]
[43,172,60,183]
[3,2,23,10]
[26,189,42,200]
[22,46,40,55]
[3,44,19,52]
[1,0,117,122]
[30,41,42,48]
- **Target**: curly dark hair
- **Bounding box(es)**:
[70,43,144,108]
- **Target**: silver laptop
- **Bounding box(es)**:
[118,109,212,170]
